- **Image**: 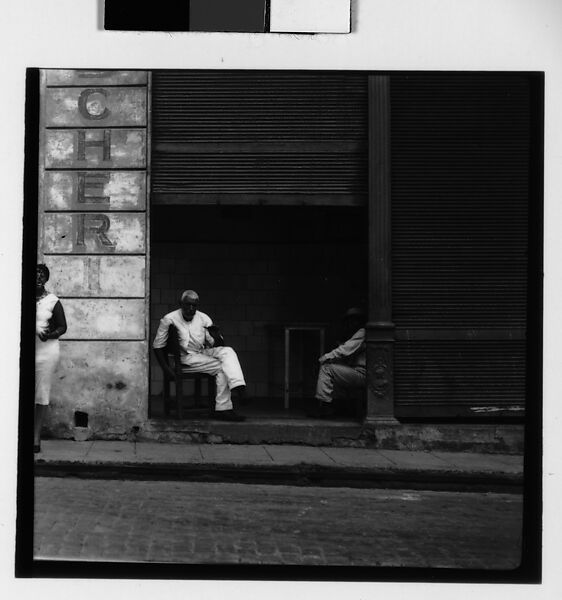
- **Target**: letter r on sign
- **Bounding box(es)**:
[75,214,116,251]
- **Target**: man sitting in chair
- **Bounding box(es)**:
[308,307,367,418]
[153,289,247,421]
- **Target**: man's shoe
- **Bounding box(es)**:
[213,410,246,422]
[306,402,335,419]
[232,385,251,406]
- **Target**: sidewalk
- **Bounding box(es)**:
[34,440,524,492]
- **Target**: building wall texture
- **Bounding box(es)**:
[38,69,150,438]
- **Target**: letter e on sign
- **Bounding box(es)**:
[77,172,111,207]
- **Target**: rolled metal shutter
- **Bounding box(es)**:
[151,70,368,205]
[391,74,531,418]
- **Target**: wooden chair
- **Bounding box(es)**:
[158,324,215,419]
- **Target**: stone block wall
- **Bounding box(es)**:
[38,70,150,438]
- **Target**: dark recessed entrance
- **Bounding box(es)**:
[149,204,367,418]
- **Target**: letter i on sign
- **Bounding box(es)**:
[85,256,102,294]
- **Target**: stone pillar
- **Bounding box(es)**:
[365,75,397,424]
[38,70,150,437]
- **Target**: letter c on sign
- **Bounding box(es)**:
[78,88,111,121]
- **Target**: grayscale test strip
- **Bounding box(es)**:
[104,0,351,34]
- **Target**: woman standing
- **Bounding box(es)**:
[35,263,67,453]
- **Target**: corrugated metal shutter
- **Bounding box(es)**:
[391,74,530,418]
[151,70,368,205]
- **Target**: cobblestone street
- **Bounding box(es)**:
[33,477,523,568]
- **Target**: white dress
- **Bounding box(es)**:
[35,293,60,406]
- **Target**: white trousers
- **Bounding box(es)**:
[180,346,246,411]
[35,339,60,405]
[315,363,366,403]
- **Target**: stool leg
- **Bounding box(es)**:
[163,378,170,417]
[284,328,290,410]
[208,377,216,412]
[176,376,183,420]
[194,378,202,408]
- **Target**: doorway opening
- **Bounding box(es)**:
[149,204,367,419]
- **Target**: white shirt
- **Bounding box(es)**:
[152,309,215,355]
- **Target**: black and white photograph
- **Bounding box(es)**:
[3,1,561,598]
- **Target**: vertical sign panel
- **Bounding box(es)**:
[38,69,149,434]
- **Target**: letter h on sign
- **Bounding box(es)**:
[77,130,112,162]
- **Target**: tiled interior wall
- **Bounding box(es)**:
[150,241,366,397]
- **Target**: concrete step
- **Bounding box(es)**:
[143,416,364,446]
[139,396,525,453]
[116,416,524,454]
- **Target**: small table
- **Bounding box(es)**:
[283,323,327,409]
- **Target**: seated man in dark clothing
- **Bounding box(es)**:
[308,307,366,418]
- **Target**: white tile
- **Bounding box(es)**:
[270,0,351,34]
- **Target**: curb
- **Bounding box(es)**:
[34,461,524,493]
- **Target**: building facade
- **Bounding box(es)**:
[33,69,541,447]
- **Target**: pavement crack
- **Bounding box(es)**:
[429,451,454,468]
[262,446,275,462]
[319,448,337,464]
[377,450,398,466]
[84,441,96,457]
